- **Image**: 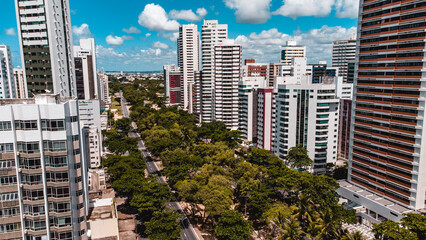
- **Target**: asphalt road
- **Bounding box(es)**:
[121,92,200,240]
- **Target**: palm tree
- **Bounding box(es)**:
[280,215,304,240]
[343,231,365,240]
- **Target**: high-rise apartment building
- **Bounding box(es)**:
[99,74,110,111]
[177,24,199,112]
[280,41,306,65]
[337,0,426,225]
[308,62,339,84]
[332,35,357,83]
[256,88,274,151]
[0,45,16,99]
[238,77,267,143]
[74,38,99,101]
[0,94,88,239]
[200,20,228,123]
[15,0,76,97]
[14,67,28,99]
[213,40,242,130]
[163,65,182,105]
[273,57,340,174]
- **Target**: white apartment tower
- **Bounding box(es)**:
[332,34,356,83]
[213,40,241,130]
[0,45,16,99]
[238,77,267,143]
[0,94,89,239]
[177,24,199,112]
[14,67,28,99]
[273,58,340,174]
[15,0,76,98]
[200,20,228,123]
[74,38,99,101]
[280,41,306,65]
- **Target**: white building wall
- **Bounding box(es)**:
[200,20,228,123]
[0,45,16,99]
[178,24,199,111]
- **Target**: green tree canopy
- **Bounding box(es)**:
[286,144,313,170]
[144,208,182,240]
[215,210,253,240]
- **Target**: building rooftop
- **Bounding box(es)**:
[338,180,412,214]
[0,94,74,105]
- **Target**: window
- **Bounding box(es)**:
[48,202,71,213]
[0,223,21,233]
[0,121,12,131]
[22,189,44,201]
[21,174,43,185]
[25,219,46,231]
[19,158,41,169]
[69,116,78,122]
[51,231,72,240]
[0,192,19,202]
[23,204,45,217]
[46,172,68,183]
[45,156,68,167]
[17,142,39,154]
[49,216,72,228]
[0,176,17,186]
[0,160,15,169]
[43,141,66,152]
[47,187,70,198]
[0,143,14,153]
[41,119,65,131]
[0,208,19,218]
[15,120,38,130]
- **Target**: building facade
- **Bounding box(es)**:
[337,0,426,225]
[280,41,306,65]
[74,39,99,101]
[238,77,267,143]
[200,20,228,123]
[177,24,199,112]
[213,40,241,130]
[0,45,16,99]
[163,65,182,105]
[14,67,27,99]
[332,35,356,83]
[15,0,76,97]
[0,95,88,239]
[256,88,274,151]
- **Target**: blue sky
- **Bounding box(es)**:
[0,0,359,71]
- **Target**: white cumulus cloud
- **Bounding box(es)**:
[159,32,179,42]
[224,0,272,24]
[146,33,152,38]
[169,8,208,22]
[138,4,180,32]
[106,35,124,46]
[273,0,335,19]
[235,25,356,64]
[5,28,17,36]
[335,0,359,18]
[72,23,92,40]
[122,26,141,34]
[274,0,359,19]
[152,41,169,49]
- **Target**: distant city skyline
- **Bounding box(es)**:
[1,0,358,71]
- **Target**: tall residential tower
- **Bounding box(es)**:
[177,24,199,112]
[332,35,357,83]
[338,0,426,225]
[200,20,228,123]
[15,0,76,97]
[0,45,16,99]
